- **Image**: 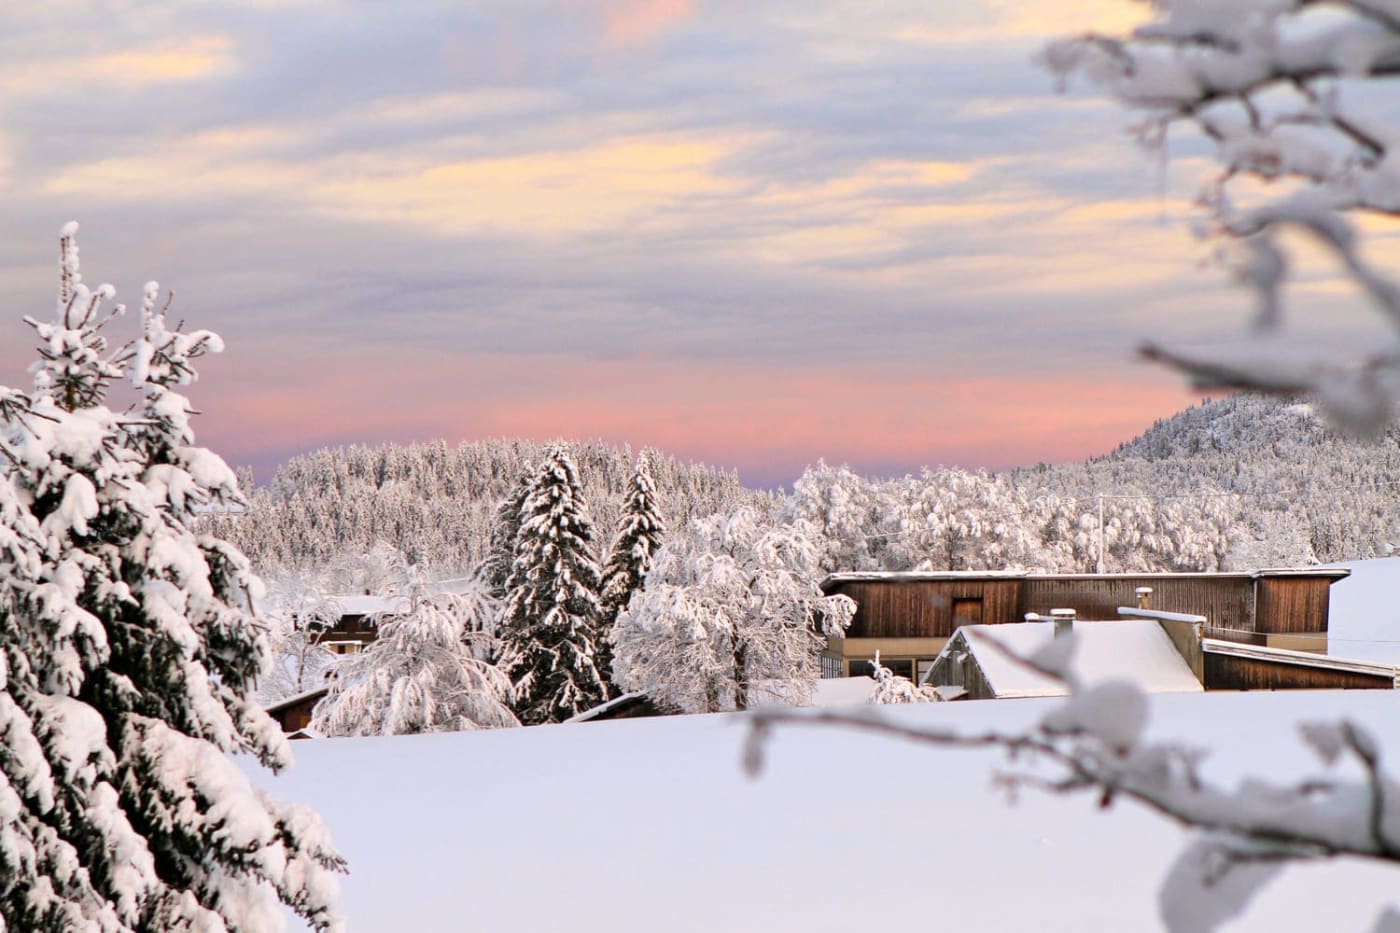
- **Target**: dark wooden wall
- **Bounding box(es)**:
[829,580,1021,638]
[316,613,381,645]
[1022,577,1252,631]
[269,693,325,732]
[1254,577,1332,634]
[1204,654,1393,690]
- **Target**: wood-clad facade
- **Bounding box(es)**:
[264,687,329,736]
[827,577,1022,640]
[1202,641,1396,691]
[821,569,1350,680]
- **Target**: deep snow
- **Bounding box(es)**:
[247,689,1400,932]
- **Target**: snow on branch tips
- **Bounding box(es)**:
[745,651,1400,933]
[1044,0,1400,435]
[0,224,345,931]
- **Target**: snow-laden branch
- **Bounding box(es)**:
[1047,0,1400,433]
[746,632,1400,932]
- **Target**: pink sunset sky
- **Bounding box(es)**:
[0,0,1376,487]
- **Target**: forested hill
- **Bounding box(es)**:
[204,439,765,574]
[211,395,1400,578]
[1105,395,1375,462]
[998,394,1400,564]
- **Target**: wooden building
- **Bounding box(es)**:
[312,594,409,654]
[925,619,1205,700]
[264,687,330,737]
[920,606,1397,697]
[821,569,1350,681]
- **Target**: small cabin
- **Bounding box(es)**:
[312,594,409,654]
[264,687,330,736]
[821,569,1350,681]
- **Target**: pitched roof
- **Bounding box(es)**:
[948,620,1203,698]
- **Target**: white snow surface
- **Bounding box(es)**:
[1325,558,1400,663]
[957,620,1204,697]
[244,690,1400,932]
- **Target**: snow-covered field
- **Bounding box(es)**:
[250,692,1400,932]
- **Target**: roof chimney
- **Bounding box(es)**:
[1050,608,1075,638]
[1136,587,1153,610]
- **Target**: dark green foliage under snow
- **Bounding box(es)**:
[498,446,608,724]
[0,229,342,931]
[599,452,668,653]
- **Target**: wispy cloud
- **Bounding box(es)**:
[2,0,1368,485]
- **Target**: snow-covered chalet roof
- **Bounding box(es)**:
[947,621,1204,699]
[823,569,1348,586]
[329,594,409,616]
[262,686,331,716]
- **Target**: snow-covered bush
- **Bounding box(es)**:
[0,224,343,930]
[868,653,941,704]
[612,509,856,714]
[313,568,516,736]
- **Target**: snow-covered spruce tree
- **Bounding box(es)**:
[0,225,343,930]
[612,509,856,714]
[599,450,667,637]
[480,461,533,600]
[498,444,607,724]
[313,569,516,736]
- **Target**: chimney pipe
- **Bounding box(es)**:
[1050,608,1075,638]
[1136,587,1153,610]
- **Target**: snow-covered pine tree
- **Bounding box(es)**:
[313,569,517,736]
[498,444,607,724]
[480,461,533,599]
[0,225,344,930]
[598,450,667,648]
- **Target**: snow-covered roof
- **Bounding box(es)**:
[1116,608,1208,625]
[565,692,651,723]
[262,686,330,716]
[1202,639,1400,681]
[823,571,1027,585]
[328,595,408,616]
[950,621,1204,698]
[822,569,1348,586]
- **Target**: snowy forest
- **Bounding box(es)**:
[215,393,1400,586]
[240,391,1400,729]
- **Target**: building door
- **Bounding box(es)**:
[952,598,983,626]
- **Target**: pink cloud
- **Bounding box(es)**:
[598,0,696,45]
[193,348,1205,485]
